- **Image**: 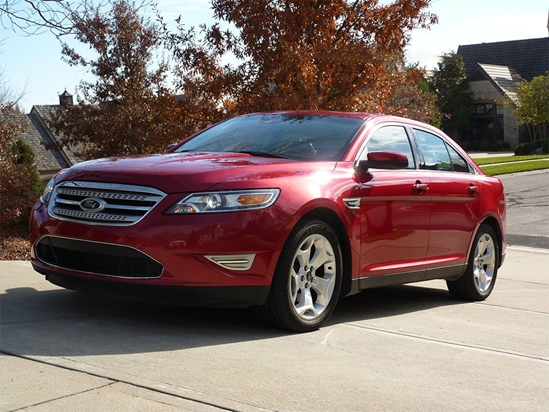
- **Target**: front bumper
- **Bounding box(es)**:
[34,267,270,307]
[30,197,291,305]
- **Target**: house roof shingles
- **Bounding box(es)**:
[471,63,521,102]
[31,105,81,166]
[0,109,70,175]
[457,37,549,82]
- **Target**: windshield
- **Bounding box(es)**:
[175,114,364,161]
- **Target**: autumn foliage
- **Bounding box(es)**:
[48,0,190,160]
[49,0,438,159]
[0,105,42,226]
[169,0,437,115]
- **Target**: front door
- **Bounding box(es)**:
[355,125,431,285]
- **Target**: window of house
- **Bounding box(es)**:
[468,103,504,141]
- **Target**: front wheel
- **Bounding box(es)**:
[260,220,343,332]
[447,224,499,300]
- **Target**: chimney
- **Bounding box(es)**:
[59,90,73,106]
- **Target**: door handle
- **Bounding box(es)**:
[469,184,479,196]
[413,181,429,193]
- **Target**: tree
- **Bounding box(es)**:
[165,0,438,120]
[0,105,42,226]
[1,0,100,35]
[0,61,27,106]
[386,62,439,124]
[0,0,151,36]
[508,72,549,142]
[47,0,187,160]
[0,63,41,226]
[428,52,472,136]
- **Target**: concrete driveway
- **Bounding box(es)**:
[1,245,548,412]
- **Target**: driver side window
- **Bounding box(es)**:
[361,126,416,169]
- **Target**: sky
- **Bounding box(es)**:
[1,0,548,112]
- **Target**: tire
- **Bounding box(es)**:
[260,220,343,332]
[447,224,499,301]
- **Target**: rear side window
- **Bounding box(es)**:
[446,144,470,173]
[414,129,470,173]
[361,126,416,169]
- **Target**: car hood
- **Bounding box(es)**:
[58,152,336,193]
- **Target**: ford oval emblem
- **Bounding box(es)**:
[79,198,106,213]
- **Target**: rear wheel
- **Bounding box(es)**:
[447,224,499,300]
[260,220,342,332]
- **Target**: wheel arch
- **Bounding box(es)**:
[298,207,354,297]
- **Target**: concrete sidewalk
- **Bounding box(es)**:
[1,247,548,411]
[469,152,514,158]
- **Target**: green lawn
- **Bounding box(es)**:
[473,155,549,166]
[479,160,549,176]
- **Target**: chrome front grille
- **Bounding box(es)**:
[49,181,166,226]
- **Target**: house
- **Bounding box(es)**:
[456,36,549,149]
[1,91,79,183]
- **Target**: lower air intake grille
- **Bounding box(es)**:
[35,236,163,278]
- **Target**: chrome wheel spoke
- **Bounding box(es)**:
[289,268,300,303]
[309,236,334,271]
[295,288,318,318]
[295,240,313,268]
[312,274,336,307]
[473,233,496,293]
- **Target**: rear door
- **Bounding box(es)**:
[412,128,481,276]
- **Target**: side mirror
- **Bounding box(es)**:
[354,151,409,172]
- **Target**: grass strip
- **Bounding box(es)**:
[473,155,549,165]
[480,160,549,176]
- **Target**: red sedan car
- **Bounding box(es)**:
[30,112,506,332]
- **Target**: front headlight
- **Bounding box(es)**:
[40,177,55,204]
[165,189,280,214]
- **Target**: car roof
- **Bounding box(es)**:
[243,110,375,120]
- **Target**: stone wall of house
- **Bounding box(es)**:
[469,80,519,148]
[502,106,518,148]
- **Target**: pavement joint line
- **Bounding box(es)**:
[346,324,549,363]
[496,277,549,286]
[0,350,245,412]
[507,245,549,254]
[8,381,116,412]
[476,301,549,316]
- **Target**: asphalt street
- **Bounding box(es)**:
[498,169,549,249]
[1,170,548,411]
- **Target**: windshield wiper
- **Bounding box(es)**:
[235,150,290,159]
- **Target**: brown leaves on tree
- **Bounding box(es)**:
[0,105,41,226]
[51,0,438,160]
[170,0,438,116]
[48,0,190,160]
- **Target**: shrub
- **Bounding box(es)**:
[1,107,42,226]
[541,139,549,154]
[514,139,549,155]
[464,140,510,152]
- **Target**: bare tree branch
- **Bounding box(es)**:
[0,0,150,36]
